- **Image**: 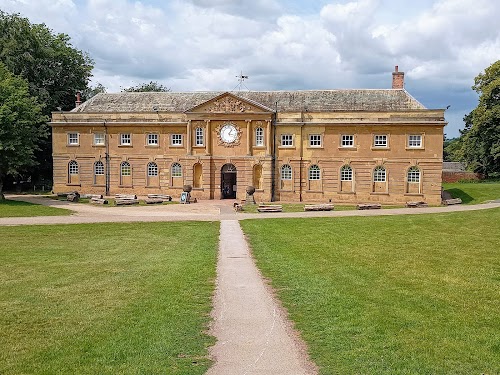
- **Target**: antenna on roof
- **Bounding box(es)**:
[231,71,250,92]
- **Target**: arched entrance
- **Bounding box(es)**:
[221,163,237,199]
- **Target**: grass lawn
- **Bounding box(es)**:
[0,221,219,374]
[241,208,500,374]
[0,199,72,217]
[443,180,500,204]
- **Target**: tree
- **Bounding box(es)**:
[82,83,106,101]
[122,81,170,92]
[443,137,462,162]
[0,11,94,114]
[0,11,94,185]
[460,60,500,177]
[0,64,48,199]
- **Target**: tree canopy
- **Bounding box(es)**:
[0,11,94,115]
[459,60,500,177]
[0,63,48,199]
[0,11,94,187]
[122,81,170,92]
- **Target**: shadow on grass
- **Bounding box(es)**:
[444,188,474,203]
[0,200,35,207]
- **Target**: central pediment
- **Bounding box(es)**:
[186,92,274,114]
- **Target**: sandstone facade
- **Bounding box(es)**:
[51,68,446,204]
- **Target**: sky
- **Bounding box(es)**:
[1,0,499,137]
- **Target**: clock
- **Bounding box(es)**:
[220,123,238,143]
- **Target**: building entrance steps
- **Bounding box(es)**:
[206,220,317,375]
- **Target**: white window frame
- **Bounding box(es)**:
[341,135,354,147]
[309,134,322,148]
[120,133,131,146]
[373,166,386,182]
[281,134,293,147]
[373,135,388,147]
[195,127,204,146]
[147,162,158,177]
[308,165,321,180]
[147,133,159,146]
[94,161,104,175]
[120,161,131,176]
[68,160,78,175]
[68,133,79,145]
[280,164,292,180]
[255,127,264,147]
[407,166,420,183]
[408,134,422,148]
[171,162,182,177]
[171,134,183,146]
[94,133,105,146]
[340,165,353,181]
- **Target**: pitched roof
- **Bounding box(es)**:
[72,89,426,113]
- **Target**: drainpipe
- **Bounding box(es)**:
[271,102,278,202]
[104,120,110,196]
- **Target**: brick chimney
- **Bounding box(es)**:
[392,65,404,89]
[75,91,82,107]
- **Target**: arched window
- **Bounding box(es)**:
[340,165,352,181]
[280,164,292,180]
[407,166,420,183]
[68,160,78,175]
[147,162,158,177]
[255,127,264,146]
[308,165,320,180]
[94,161,104,175]
[171,162,182,177]
[120,161,131,176]
[373,166,386,182]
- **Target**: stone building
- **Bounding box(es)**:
[50,67,446,204]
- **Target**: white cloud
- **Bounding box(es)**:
[0,0,499,136]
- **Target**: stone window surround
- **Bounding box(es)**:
[308,165,321,180]
[67,132,79,146]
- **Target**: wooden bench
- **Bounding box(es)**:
[91,197,108,205]
[405,201,428,208]
[115,194,139,205]
[82,194,103,199]
[356,203,382,210]
[144,198,164,204]
[304,204,334,211]
[443,198,462,205]
[147,194,172,202]
[257,204,283,212]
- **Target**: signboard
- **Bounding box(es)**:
[180,192,189,204]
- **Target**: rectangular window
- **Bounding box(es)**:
[408,134,422,148]
[171,134,183,146]
[255,127,264,146]
[281,134,293,147]
[120,133,131,145]
[68,133,79,145]
[373,135,388,147]
[94,133,105,145]
[147,133,159,146]
[341,135,354,147]
[309,134,322,147]
[195,127,204,146]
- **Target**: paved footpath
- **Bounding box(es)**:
[206,220,317,375]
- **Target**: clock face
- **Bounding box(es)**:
[220,124,238,143]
